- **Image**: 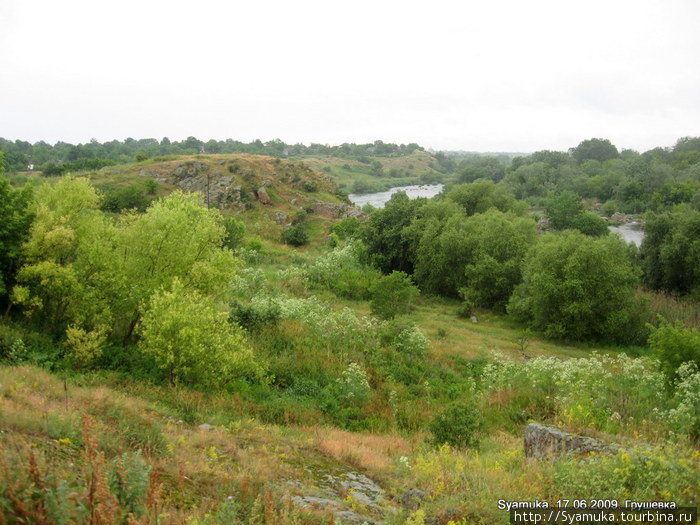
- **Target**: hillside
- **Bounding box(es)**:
[296,151,452,194]
[82,154,361,245]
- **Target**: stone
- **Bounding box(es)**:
[524,423,618,459]
[257,187,272,205]
[290,198,298,205]
[400,488,427,510]
[470,315,478,324]
[273,212,289,224]
[198,423,214,431]
[262,179,272,187]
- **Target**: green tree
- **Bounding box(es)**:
[544,191,584,230]
[446,180,525,216]
[641,206,700,296]
[139,279,261,386]
[360,192,426,274]
[508,231,647,343]
[369,271,419,320]
[570,138,620,164]
[0,153,34,300]
[460,210,537,309]
[648,318,700,379]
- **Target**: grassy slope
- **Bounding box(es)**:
[296,151,450,193]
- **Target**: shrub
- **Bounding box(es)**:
[281,224,309,246]
[370,271,419,320]
[63,326,106,369]
[508,231,648,343]
[139,279,262,386]
[223,216,246,249]
[335,362,371,405]
[302,181,318,192]
[648,318,700,379]
[429,402,482,449]
[230,295,282,332]
[331,217,360,240]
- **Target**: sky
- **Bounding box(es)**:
[1,0,698,152]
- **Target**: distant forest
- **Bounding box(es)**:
[0,137,426,172]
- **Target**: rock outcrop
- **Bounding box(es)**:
[310,202,364,219]
[256,187,272,205]
[524,423,618,459]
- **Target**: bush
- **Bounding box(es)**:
[281,224,309,246]
[648,317,700,379]
[508,231,648,343]
[429,402,482,449]
[223,216,246,249]
[369,271,419,320]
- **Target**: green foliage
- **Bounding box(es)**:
[414,209,536,301]
[223,215,246,249]
[230,295,282,332]
[508,231,648,343]
[446,180,525,216]
[429,402,482,449]
[330,217,360,240]
[99,183,151,213]
[571,211,609,236]
[570,138,620,164]
[369,271,419,319]
[0,163,33,298]
[648,318,700,379]
[139,279,261,386]
[108,451,151,518]
[360,191,426,274]
[641,206,700,296]
[460,210,537,309]
[281,223,309,246]
[544,191,584,230]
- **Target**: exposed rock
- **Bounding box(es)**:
[524,423,618,459]
[257,187,272,205]
[198,423,214,431]
[608,212,638,224]
[400,488,427,510]
[310,202,364,219]
[273,212,289,224]
[536,216,552,232]
[290,198,298,206]
[173,161,209,179]
[262,179,272,187]
[470,315,478,324]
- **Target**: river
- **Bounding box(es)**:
[348,184,444,209]
[608,222,645,247]
[349,185,646,247]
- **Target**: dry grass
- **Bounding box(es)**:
[312,427,412,476]
[645,289,700,329]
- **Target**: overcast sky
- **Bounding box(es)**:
[1,0,698,152]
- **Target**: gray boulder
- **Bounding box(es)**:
[524,423,617,459]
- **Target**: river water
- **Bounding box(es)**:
[348,184,444,209]
[608,222,645,247]
[349,184,645,246]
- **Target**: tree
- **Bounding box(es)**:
[139,279,260,386]
[413,209,536,301]
[446,180,525,217]
[570,138,620,164]
[0,153,34,299]
[369,271,419,320]
[544,191,584,230]
[508,231,647,343]
[360,192,426,274]
[460,210,537,310]
[640,206,700,296]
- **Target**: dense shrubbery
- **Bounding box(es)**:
[641,206,700,297]
[508,231,648,343]
[429,402,482,448]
